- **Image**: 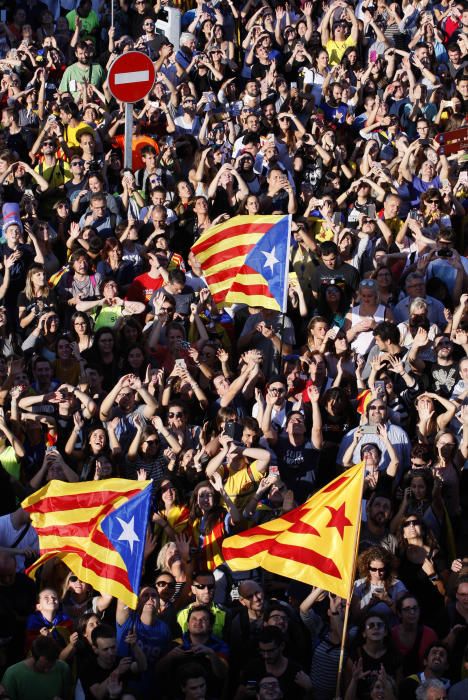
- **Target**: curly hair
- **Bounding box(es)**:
[357,546,395,588]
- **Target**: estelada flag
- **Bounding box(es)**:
[22,478,152,609]
[191,215,291,312]
[222,463,364,598]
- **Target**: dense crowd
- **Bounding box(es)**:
[0,0,467,699]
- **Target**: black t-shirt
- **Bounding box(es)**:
[241,657,307,700]
[310,262,360,307]
[427,361,460,399]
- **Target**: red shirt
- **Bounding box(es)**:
[126,272,164,304]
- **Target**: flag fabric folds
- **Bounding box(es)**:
[222,463,364,598]
[22,478,152,609]
[191,215,291,311]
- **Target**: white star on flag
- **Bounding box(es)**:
[116,516,140,554]
[262,247,279,273]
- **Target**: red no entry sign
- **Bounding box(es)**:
[108,51,155,103]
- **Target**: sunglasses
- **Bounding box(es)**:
[403,520,419,527]
[369,566,385,573]
[156,580,175,588]
[69,575,79,583]
[366,621,384,630]
[71,160,84,166]
[193,583,215,590]
[360,280,377,288]
[168,412,183,417]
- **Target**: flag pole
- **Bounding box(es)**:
[335,463,365,699]
[277,215,292,373]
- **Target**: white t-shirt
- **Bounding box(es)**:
[0,514,39,572]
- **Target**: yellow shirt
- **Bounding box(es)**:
[223,460,263,510]
[63,121,94,148]
[326,36,356,66]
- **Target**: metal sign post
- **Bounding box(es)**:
[124,103,133,170]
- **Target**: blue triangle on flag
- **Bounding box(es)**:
[101,485,151,593]
[243,216,290,307]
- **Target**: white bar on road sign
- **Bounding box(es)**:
[115,70,150,85]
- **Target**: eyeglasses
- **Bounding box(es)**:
[168,412,183,418]
[156,580,175,588]
[401,605,419,612]
[269,387,285,394]
[193,583,215,590]
[369,566,386,573]
[366,621,384,630]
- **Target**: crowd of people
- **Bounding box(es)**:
[0,0,467,699]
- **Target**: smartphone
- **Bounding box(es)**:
[409,209,420,220]
[369,50,377,63]
[291,82,297,89]
[362,425,378,435]
[0,10,6,22]
[367,204,376,219]
[69,80,77,93]
[375,380,385,396]
[224,420,243,443]
[269,465,280,477]
[441,178,450,188]
[419,139,430,146]
[174,358,186,369]
[332,212,342,226]
[460,171,468,184]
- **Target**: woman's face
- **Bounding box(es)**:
[32,270,46,288]
[168,405,185,428]
[89,429,106,452]
[368,559,386,585]
[178,181,192,199]
[47,462,64,480]
[347,50,357,64]
[73,316,88,336]
[363,446,380,467]
[410,476,427,501]
[376,269,391,286]
[68,577,89,596]
[246,196,259,214]
[197,486,215,511]
[318,51,328,67]
[402,517,421,539]
[84,615,100,643]
[334,334,348,352]
[360,289,377,305]
[311,322,328,339]
[160,480,176,506]
[165,543,181,569]
[47,316,59,333]
[128,347,144,368]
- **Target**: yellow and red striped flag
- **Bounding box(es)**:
[222,463,364,598]
[191,215,291,311]
[22,478,152,609]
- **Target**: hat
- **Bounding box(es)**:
[2,203,23,235]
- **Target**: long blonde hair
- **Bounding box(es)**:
[24,265,49,301]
